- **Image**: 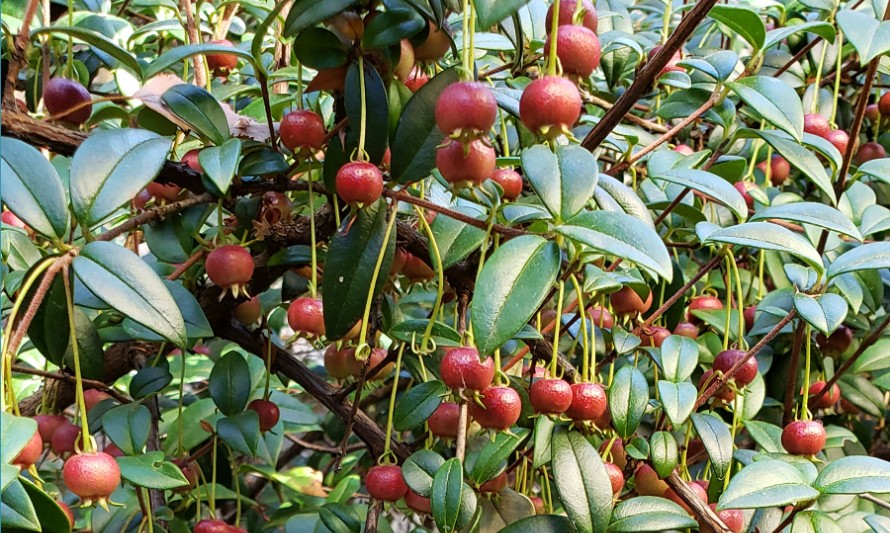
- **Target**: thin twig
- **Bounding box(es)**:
[11,365,132,404]
[97,194,214,242]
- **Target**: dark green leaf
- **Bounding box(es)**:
[18,477,72,533]
[702,222,824,276]
[469,429,528,485]
[209,352,252,416]
[102,404,151,455]
[521,144,599,222]
[498,515,574,533]
[403,450,446,497]
[392,380,447,431]
[750,203,860,240]
[717,459,819,510]
[362,8,425,49]
[651,169,748,221]
[388,319,462,346]
[474,0,530,29]
[551,428,613,533]
[129,366,173,398]
[827,242,890,280]
[609,496,698,532]
[764,22,836,50]
[595,173,655,228]
[198,139,241,194]
[836,10,890,65]
[344,61,388,164]
[63,308,104,380]
[123,280,214,340]
[217,411,261,457]
[650,432,678,479]
[728,77,804,142]
[31,26,142,77]
[0,137,69,239]
[0,413,37,464]
[657,381,696,427]
[293,28,348,69]
[0,480,40,531]
[744,420,784,453]
[851,338,890,373]
[478,489,536,531]
[609,366,649,439]
[709,5,766,51]
[284,0,359,36]
[792,293,847,336]
[117,451,189,489]
[658,335,698,383]
[267,245,314,267]
[430,206,487,269]
[691,412,733,479]
[27,275,69,367]
[533,414,555,469]
[814,456,890,494]
[162,84,229,146]
[318,503,362,533]
[432,458,466,533]
[143,43,256,79]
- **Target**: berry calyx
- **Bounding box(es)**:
[428,402,460,438]
[565,382,607,421]
[52,423,82,457]
[13,430,43,469]
[248,399,280,432]
[544,25,601,77]
[62,452,121,507]
[335,161,384,205]
[470,386,522,430]
[713,349,757,387]
[436,139,497,186]
[808,381,841,409]
[233,296,262,325]
[280,110,326,155]
[587,306,614,329]
[604,462,625,495]
[205,245,254,298]
[366,465,408,501]
[803,113,830,139]
[855,142,886,165]
[519,76,582,138]
[529,378,573,414]
[440,347,495,391]
[489,168,524,201]
[545,0,597,32]
[404,67,430,92]
[206,40,239,75]
[287,297,325,336]
[44,78,92,124]
[479,471,508,494]
[405,490,432,513]
[609,286,653,315]
[34,414,68,442]
[435,82,498,138]
[781,420,826,456]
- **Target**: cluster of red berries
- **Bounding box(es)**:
[857,93,889,163]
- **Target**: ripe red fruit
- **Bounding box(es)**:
[404,67,430,92]
[1,210,26,229]
[84,389,111,412]
[699,369,735,403]
[58,500,75,526]
[733,181,755,209]
[287,297,325,336]
[324,345,352,379]
[866,103,881,122]
[808,381,841,409]
[366,465,408,501]
[816,325,852,357]
[479,471,508,494]
[531,496,546,514]
[600,437,627,469]
[405,490,432,513]
[545,0,597,32]
[414,22,451,61]
[634,464,668,496]
[63,452,121,505]
[104,442,124,458]
[440,347,495,391]
[587,306,614,329]
[604,463,625,494]
[248,399,280,432]
[428,402,460,438]
[782,420,826,455]
[743,306,757,332]
[194,519,231,533]
[855,141,886,165]
[688,295,724,323]
[649,45,683,75]
[565,382,607,421]
[519,76,582,137]
[206,39,238,75]
[44,78,92,124]
[35,414,68,442]
[825,129,849,155]
[529,378,573,414]
[664,482,708,514]
[544,25,601,77]
[13,431,43,469]
[880,92,890,116]
[401,252,435,282]
[181,149,203,173]
[803,113,831,139]
[673,322,699,339]
[435,82,498,136]
[489,169,523,201]
[757,155,791,185]
[713,349,757,387]
[708,504,744,533]
[640,326,670,348]
[280,110,326,154]
[436,139,496,186]
[610,286,653,315]
[205,245,254,296]
[146,181,183,204]
[470,386,522,430]
[233,296,262,325]
[336,161,384,205]
[673,144,695,155]
[52,423,81,457]
[345,347,392,380]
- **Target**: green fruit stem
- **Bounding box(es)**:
[381,344,404,464]
[63,265,94,453]
[356,202,399,357]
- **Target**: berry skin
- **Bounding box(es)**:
[708,504,745,533]
[13,430,43,469]
[233,296,262,325]
[104,442,124,458]
[1,210,27,229]
[649,45,683,76]
[428,402,460,438]
[855,142,886,165]
[803,113,831,139]
[640,326,670,348]
[545,0,597,32]
[687,295,724,322]
[664,481,708,514]
[205,246,254,297]
[34,414,68,442]
[531,496,546,514]
[58,500,75,527]
[744,306,757,332]
[470,386,522,430]
[402,252,436,281]
[248,399,280,432]
[587,306,614,329]
[175,460,200,491]
[366,465,408,501]
[673,322,699,339]
[84,389,111,412]
[287,297,325,336]
[44,78,92,124]
[435,82,498,136]
[345,347,393,380]
[544,25,601,77]
[816,325,852,357]
[146,182,183,204]
[782,420,826,456]
[336,161,384,205]
[529,378,573,415]
[489,169,524,201]
[324,345,352,379]
[825,129,849,155]
[610,286,653,315]
[440,348,495,391]
[866,103,881,122]
[206,40,238,75]
[519,76,582,138]
[63,452,121,505]
[479,471,508,494]
[713,349,758,387]
[734,181,755,210]
[436,139,497,186]
[194,519,231,533]
[634,464,668,496]
[880,92,890,116]
[565,382,607,421]
[604,462,625,495]
[699,370,735,403]
[757,155,791,185]
[52,423,82,457]
[808,381,841,409]
[181,149,203,173]
[404,67,430,92]
[405,490,432,513]
[280,110,326,154]
[673,144,695,155]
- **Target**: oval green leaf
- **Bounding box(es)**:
[750,202,860,240]
[659,335,699,383]
[392,380,446,431]
[814,456,890,494]
[703,222,824,276]
[650,432,679,479]
[827,242,890,280]
[717,459,819,510]
[609,366,650,439]
[432,458,466,533]
[551,428,614,533]
[609,496,698,532]
[652,169,749,221]
[691,412,733,479]
[657,381,697,427]
[209,352,252,416]
[522,144,599,222]
[0,137,70,240]
[162,84,229,146]
[728,77,803,142]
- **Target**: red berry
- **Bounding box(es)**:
[734,181,755,209]
[52,423,82,457]
[324,345,352,379]
[146,181,183,204]
[544,25,601,77]
[280,110,326,154]
[604,462,625,495]
[565,382,607,421]
[688,295,724,323]
[405,490,432,513]
[673,144,695,155]
[713,349,757,387]
[529,378,573,414]
[744,306,757,332]
[58,500,75,527]
[401,252,435,282]
[44,78,92,124]
[757,155,791,185]
[194,519,231,533]
[13,430,43,469]
[435,82,498,136]
[104,442,124,458]
[34,414,68,442]
[649,45,683,75]
[782,420,826,455]
[1,210,26,229]
[175,460,200,491]
[586,306,614,329]
[880,92,890,116]
[233,296,262,325]
[287,297,325,336]
[673,322,699,339]
[699,370,735,403]
[634,464,668,496]
[489,169,523,200]
[825,129,849,155]
[366,465,407,501]
[664,482,708,514]
[708,504,745,533]
[63,452,121,504]
[816,325,852,357]
[470,386,522,430]
[803,113,830,139]
[436,139,496,186]
[640,326,670,348]
[440,347,494,391]
[336,161,384,205]
[808,381,841,409]
[428,402,460,438]
[248,399,280,432]
[531,496,546,514]
[206,40,238,75]
[181,149,203,173]
[600,438,627,469]
[205,246,254,296]
[545,0,597,32]
[345,347,392,380]
[84,389,111,412]
[519,76,582,137]
[866,103,881,122]
[479,471,508,494]
[610,286,652,315]
[855,142,886,165]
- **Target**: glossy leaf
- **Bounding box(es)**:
[650,432,679,479]
[319,503,362,533]
[709,5,766,51]
[522,144,599,222]
[610,366,649,439]
[717,459,819,510]
[217,411,261,458]
[392,380,446,431]
[293,28,348,69]
[129,366,173,398]
[19,477,72,533]
[791,511,842,533]
[836,10,890,65]
[750,202,860,240]
[609,496,698,532]
[0,413,38,464]
[209,352,252,416]
[469,430,528,485]
[533,414,555,469]
[403,450,446,497]
[117,451,189,489]
[657,381,697,427]
[595,173,655,227]
[0,480,40,531]
[691,412,733,479]
[728,77,803,142]
[827,242,890,280]
[284,0,359,35]
[0,137,70,240]
[764,22,836,50]
[652,169,748,221]
[162,84,229,146]
[344,61,388,164]
[814,456,890,494]
[792,293,848,336]
[474,0,530,29]
[703,222,824,276]
[144,42,256,78]
[102,404,151,455]
[32,26,142,77]
[432,458,466,533]
[659,334,699,382]
[198,139,241,194]
[498,515,574,533]
[551,428,613,533]
[363,8,425,49]
[430,205,487,269]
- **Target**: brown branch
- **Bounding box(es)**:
[97,193,215,242]
[665,472,731,533]
[583,92,670,134]
[3,0,41,108]
[11,365,132,404]
[638,253,725,331]
[6,255,73,361]
[168,249,206,280]
[179,0,207,87]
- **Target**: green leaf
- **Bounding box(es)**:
[609,366,649,439]
[717,459,819,510]
[70,128,171,226]
[651,169,748,221]
[129,366,173,398]
[1,464,19,494]
[284,0,359,36]
[345,61,388,165]
[792,293,848,336]
[293,28,348,69]
[18,477,72,533]
[478,489,536,531]
[551,428,614,533]
[322,200,395,339]
[650,432,679,479]
[521,144,599,222]
[0,413,37,464]
[750,203,860,240]
[31,26,142,77]
[814,456,890,494]
[791,511,842,533]
[556,211,672,281]
[388,319,462,346]
[391,68,460,184]
[609,496,698,532]
[745,420,785,453]
[0,480,40,531]
[392,380,446,431]
[209,352,252,416]
[143,43,256,79]
[124,280,213,340]
[471,235,560,356]
[691,412,733,479]
[403,450,446,497]
[362,8,425,49]
[432,458,466,533]
[117,451,189,489]
[498,515,574,533]
[851,339,890,373]
[0,138,70,240]
[709,5,766,52]
[763,21,836,51]
[27,276,69,367]
[595,173,655,228]
[836,10,890,65]
[163,398,217,453]
[473,0,530,29]
[318,503,362,533]
[728,77,804,142]
[217,411,261,458]
[659,334,699,383]
[469,430,528,485]
[73,241,186,345]
[827,242,890,279]
[657,381,697,427]
[63,307,104,380]
[703,222,824,276]
[250,0,293,64]
[102,404,151,455]
[533,414,555,469]
[198,139,241,194]
[430,206,487,269]
[162,84,229,146]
